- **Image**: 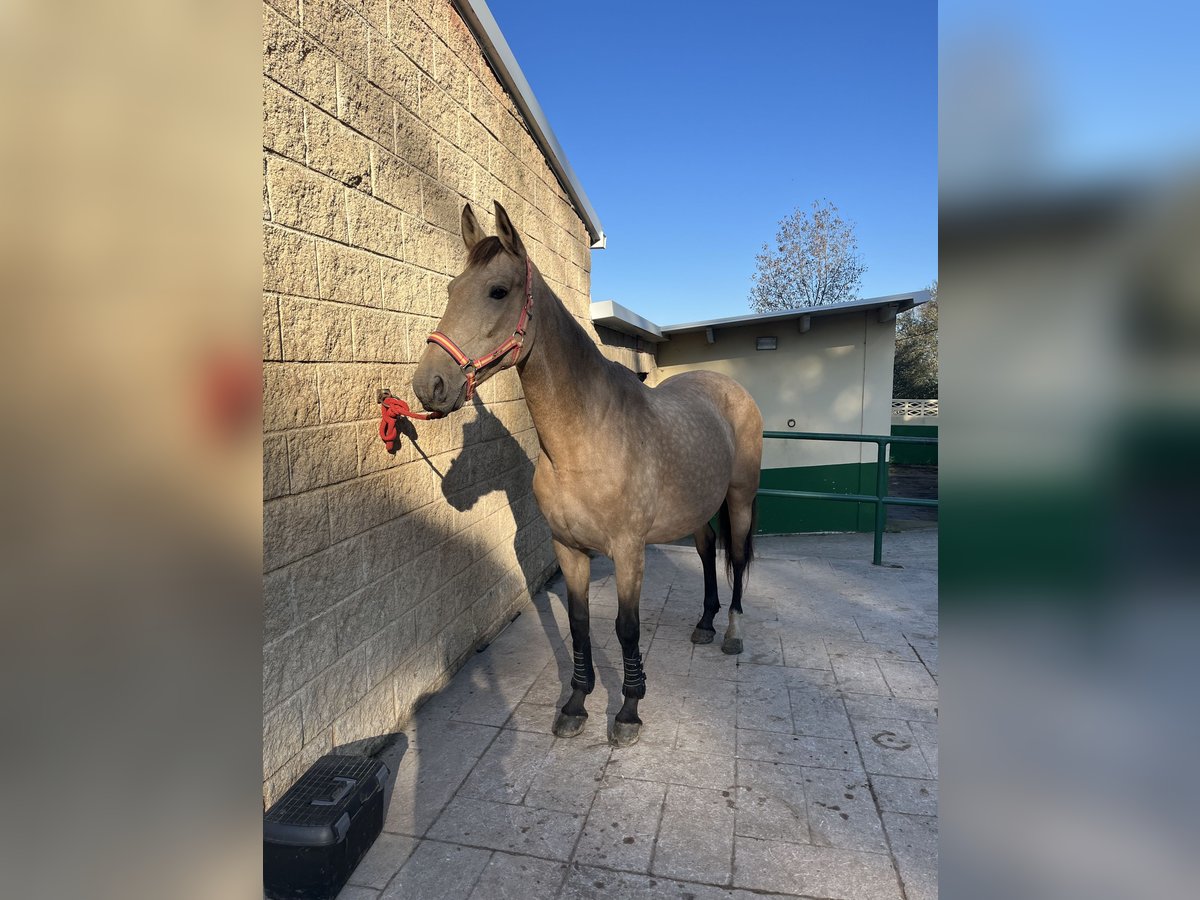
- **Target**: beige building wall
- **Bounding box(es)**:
[262,0,601,805]
[652,312,898,469]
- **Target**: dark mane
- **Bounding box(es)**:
[466,236,507,268]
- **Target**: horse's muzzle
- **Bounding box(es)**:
[412,351,467,415]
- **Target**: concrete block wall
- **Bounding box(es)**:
[262,0,599,805]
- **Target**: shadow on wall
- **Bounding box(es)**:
[327,396,574,841]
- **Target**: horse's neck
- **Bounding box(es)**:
[517,280,615,462]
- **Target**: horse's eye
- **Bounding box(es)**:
[489,286,509,300]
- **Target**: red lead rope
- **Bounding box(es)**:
[378,390,442,453]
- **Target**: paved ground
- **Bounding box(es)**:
[342,527,937,900]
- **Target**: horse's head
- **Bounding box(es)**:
[412,201,534,415]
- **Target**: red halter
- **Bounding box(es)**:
[425,256,534,403]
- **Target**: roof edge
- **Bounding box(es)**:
[455,0,606,249]
[660,291,932,334]
[590,300,667,343]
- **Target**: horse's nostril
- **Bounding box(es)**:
[431,374,446,404]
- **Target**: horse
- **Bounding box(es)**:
[412,201,763,747]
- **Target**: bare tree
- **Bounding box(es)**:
[749,200,867,312]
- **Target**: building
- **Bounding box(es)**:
[594,292,931,533]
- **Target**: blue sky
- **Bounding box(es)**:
[487,1,937,325]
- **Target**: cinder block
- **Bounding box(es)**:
[263,611,338,710]
[372,147,424,216]
[351,307,410,362]
[333,678,397,750]
[368,31,420,112]
[389,0,435,73]
[269,533,369,625]
[395,103,437,177]
[337,64,395,151]
[267,155,348,242]
[380,258,432,315]
[288,423,360,491]
[263,728,331,809]
[263,78,307,161]
[264,433,291,500]
[316,240,383,306]
[263,695,304,778]
[345,189,405,259]
[316,362,381,423]
[279,296,355,362]
[263,293,283,361]
[301,0,369,68]
[264,490,330,570]
[263,5,338,116]
[264,363,320,432]
[306,103,372,190]
[438,142,476,203]
[263,223,320,298]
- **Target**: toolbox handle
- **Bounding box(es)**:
[310,776,356,807]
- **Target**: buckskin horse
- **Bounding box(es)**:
[412,202,763,746]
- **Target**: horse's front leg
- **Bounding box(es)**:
[553,538,594,738]
[611,542,647,747]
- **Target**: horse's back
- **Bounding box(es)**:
[650,370,763,445]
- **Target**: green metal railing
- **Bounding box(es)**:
[758,431,938,565]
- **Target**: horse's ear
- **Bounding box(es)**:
[461,204,485,251]
[494,201,526,259]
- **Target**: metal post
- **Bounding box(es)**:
[873,440,888,565]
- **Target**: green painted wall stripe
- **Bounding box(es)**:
[890,424,938,465]
[757,463,878,534]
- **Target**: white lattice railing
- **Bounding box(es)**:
[892,398,939,418]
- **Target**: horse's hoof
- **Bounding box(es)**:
[721,637,744,655]
[611,720,641,748]
[690,626,716,644]
[553,712,588,738]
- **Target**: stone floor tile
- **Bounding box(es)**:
[379,840,490,900]
[869,774,938,816]
[504,701,559,735]
[788,688,853,740]
[882,812,938,900]
[782,667,838,690]
[403,719,498,758]
[744,634,784,667]
[573,776,666,873]
[426,796,584,860]
[831,656,891,695]
[732,836,902,899]
[651,784,736,885]
[674,719,738,757]
[736,683,793,733]
[347,832,418,889]
[559,863,735,900]
[877,659,938,701]
[465,851,567,900]
[781,638,832,670]
[644,639,693,676]
[384,748,482,837]
[909,720,938,777]
[733,758,809,844]
[523,737,611,814]
[802,767,887,853]
[336,886,380,900]
[457,729,556,805]
[736,729,863,772]
[850,718,934,778]
[605,742,736,790]
[688,651,740,680]
[731,662,788,686]
[842,692,938,722]
[825,639,920,663]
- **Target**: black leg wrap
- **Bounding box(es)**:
[621,651,646,699]
[571,646,595,693]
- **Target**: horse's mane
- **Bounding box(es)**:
[466,236,508,268]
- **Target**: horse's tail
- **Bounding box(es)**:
[717,496,757,585]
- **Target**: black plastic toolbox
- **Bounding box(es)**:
[264,754,389,900]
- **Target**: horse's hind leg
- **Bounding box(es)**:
[612,542,647,748]
[690,523,720,644]
[722,489,757,655]
[553,539,594,738]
